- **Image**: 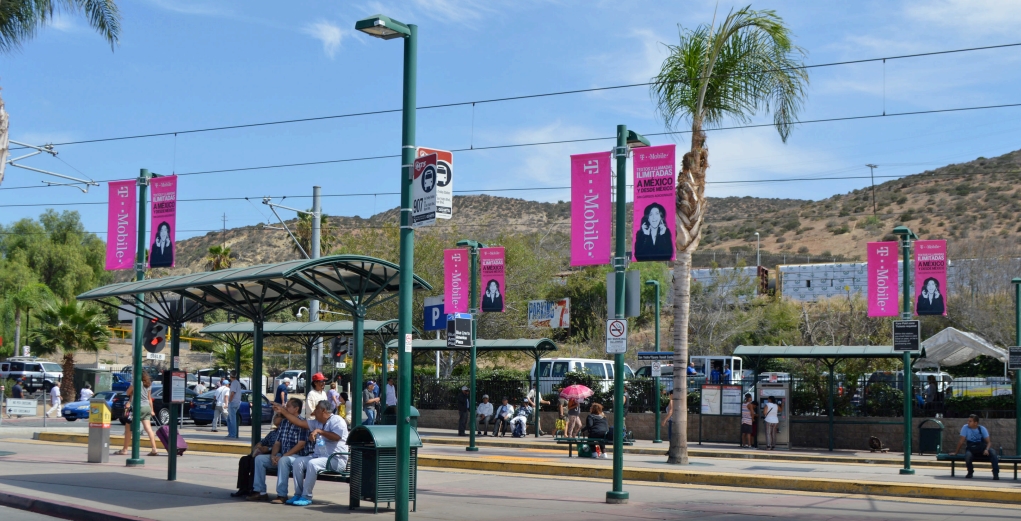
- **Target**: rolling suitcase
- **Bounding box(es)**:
[156,425,188,456]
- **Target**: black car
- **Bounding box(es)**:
[111,386,197,426]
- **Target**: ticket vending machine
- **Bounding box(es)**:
[88,397,111,463]
[757,382,790,450]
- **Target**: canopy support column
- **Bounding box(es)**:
[234,347,241,388]
[352,310,365,428]
[533,350,541,438]
[168,324,180,480]
[306,340,313,396]
[825,359,838,452]
[381,344,388,416]
[251,322,264,447]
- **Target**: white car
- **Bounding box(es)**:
[530,358,634,395]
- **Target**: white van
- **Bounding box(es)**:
[530,358,635,395]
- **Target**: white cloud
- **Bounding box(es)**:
[302,20,347,59]
[47,13,80,33]
[362,0,499,26]
[904,0,1021,35]
[144,0,232,17]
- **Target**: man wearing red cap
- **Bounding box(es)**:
[304,373,329,419]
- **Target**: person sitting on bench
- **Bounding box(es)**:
[580,403,610,458]
[476,394,493,436]
[272,399,349,506]
[492,397,514,437]
[509,400,533,437]
[953,414,999,480]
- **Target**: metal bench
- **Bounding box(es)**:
[265,452,351,483]
[936,452,1021,479]
[554,437,634,457]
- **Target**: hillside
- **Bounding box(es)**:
[164,148,1021,273]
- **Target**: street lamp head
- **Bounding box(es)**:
[1012,277,1021,286]
[355,14,411,40]
[892,225,919,240]
[755,232,759,237]
[626,130,650,148]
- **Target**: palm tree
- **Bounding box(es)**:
[6,281,51,348]
[293,210,337,257]
[651,6,808,464]
[205,245,234,271]
[0,1,120,186]
[212,341,252,378]
[29,300,111,402]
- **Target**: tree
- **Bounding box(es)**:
[0,1,120,186]
[29,301,110,402]
[652,6,808,464]
[205,245,234,271]
[212,341,253,378]
[292,210,336,257]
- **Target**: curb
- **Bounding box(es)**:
[0,490,157,521]
[417,454,1021,504]
[36,432,250,455]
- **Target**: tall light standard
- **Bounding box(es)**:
[892,225,917,475]
[355,14,417,520]
[1012,278,1021,457]
[754,232,760,267]
[866,164,879,216]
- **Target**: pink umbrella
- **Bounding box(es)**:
[559,384,594,401]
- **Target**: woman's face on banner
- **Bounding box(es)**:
[488,281,498,294]
[926,280,937,293]
[159,225,169,240]
[648,207,662,228]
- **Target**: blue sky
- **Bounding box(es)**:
[2,0,1020,242]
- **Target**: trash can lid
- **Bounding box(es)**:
[919,418,944,429]
[348,425,422,448]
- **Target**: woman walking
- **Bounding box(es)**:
[565,398,582,438]
[115,372,159,456]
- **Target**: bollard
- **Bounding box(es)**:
[88,397,112,463]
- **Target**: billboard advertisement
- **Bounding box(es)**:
[527,299,570,329]
[444,248,469,314]
[479,246,505,312]
[915,239,947,316]
[106,180,136,270]
[867,241,899,317]
[632,144,676,262]
[570,151,611,266]
[148,175,177,268]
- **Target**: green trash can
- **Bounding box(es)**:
[918,419,944,455]
[349,425,422,513]
[379,405,419,429]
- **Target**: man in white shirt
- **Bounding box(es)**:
[228,372,243,438]
[213,379,230,432]
[526,385,549,436]
[45,384,61,417]
[79,383,94,402]
[385,378,397,408]
[194,380,207,395]
[273,399,348,506]
[304,373,329,419]
[475,394,493,436]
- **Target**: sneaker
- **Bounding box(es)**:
[246,493,269,502]
[270,497,287,504]
[284,495,300,505]
[292,497,313,507]
[965,472,974,479]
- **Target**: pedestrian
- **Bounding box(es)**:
[213,379,230,432]
[953,414,999,480]
[363,381,380,425]
[385,377,397,408]
[79,383,94,402]
[526,384,548,436]
[194,380,207,395]
[9,379,24,418]
[492,397,514,436]
[327,382,340,413]
[580,403,609,458]
[230,413,283,498]
[116,372,159,456]
[456,385,470,436]
[660,392,674,442]
[45,382,61,418]
[337,392,349,424]
[763,395,781,450]
[304,373,328,419]
[686,362,697,376]
[475,394,493,435]
[275,378,289,405]
[740,393,755,448]
[248,398,310,503]
[722,364,733,385]
[228,372,243,438]
[565,398,582,438]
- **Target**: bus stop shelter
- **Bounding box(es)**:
[77,254,431,481]
[389,338,557,444]
[733,345,925,452]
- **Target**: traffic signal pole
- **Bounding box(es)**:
[127,168,149,467]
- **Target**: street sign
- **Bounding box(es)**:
[651,360,662,378]
[893,320,921,351]
[417,147,453,219]
[411,153,437,228]
[5,398,37,416]
[605,319,627,354]
[145,352,166,361]
[637,351,674,361]
[423,296,445,331]
[446,313,472,348]
[1009,346,1021,370]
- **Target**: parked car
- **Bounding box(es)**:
[2,358,63,392]
[274,370,306,394]
[189,389,272,426]
[111,372,132,392]
[150,385,198,426]
[61,391,117,421]
[635,364,675,392]
[531,358,635,395]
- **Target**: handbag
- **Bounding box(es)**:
[554,418,566,433]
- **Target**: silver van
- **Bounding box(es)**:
[530,358,634,395]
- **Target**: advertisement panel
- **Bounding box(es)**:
[106,180,136,270]
[417,147,453,219]
[411,153,437,228]
[570,152,611,266]
[914,239,947,316]
[632,144,676,262]
[867,241,899,317]
[148,175,177,268]
[527,299,570,329]
[479,247,505,312]
[444,249,469,313]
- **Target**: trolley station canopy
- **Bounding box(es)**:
[389,338,557,355]
[915,327,1007,369]
[734,345,923,359]
[201,320,399,336]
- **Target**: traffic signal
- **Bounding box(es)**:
[330,336,349,360]
[143,318,166,353]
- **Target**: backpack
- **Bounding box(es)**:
[512,420,525,438]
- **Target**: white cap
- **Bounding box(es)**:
[283,378,291,383]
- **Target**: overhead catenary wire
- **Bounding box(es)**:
[7,42,1021,150]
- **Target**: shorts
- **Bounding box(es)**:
[137,406,152,421]
[741,424,753,434]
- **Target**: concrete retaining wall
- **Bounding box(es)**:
[415,409,1018,454]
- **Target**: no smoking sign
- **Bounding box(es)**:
[605,319,628,354]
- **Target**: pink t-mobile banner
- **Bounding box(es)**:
[570,151,611,266]
[444,248,469,313]
[105,180,136,271]
[915,240,948,316]
[148,175,177,268]
[632,144,676,262]
[479,247,505,313]
[867,241,899,317]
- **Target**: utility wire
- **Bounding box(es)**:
[9,42,1021,149]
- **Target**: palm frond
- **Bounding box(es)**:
[67,0,120,49]
[0,0,120,55]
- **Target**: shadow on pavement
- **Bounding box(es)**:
[0,471,230,511]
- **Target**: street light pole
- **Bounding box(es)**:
[754,232,760,267]
[355,14,417,520]
[608,124,630,505]
[457,240,485,452]
[893,225,915,475]
[310,186,322,374]
[866,164,879,217]
[127,168,149,468]
[1013,278,1021,457]
[646,279,662,443]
